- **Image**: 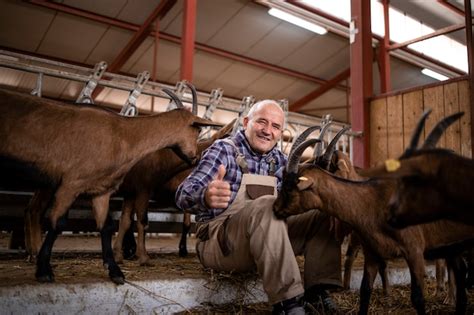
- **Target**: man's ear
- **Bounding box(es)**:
[243,116,249,129]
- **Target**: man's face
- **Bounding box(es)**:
[243,103,284,154]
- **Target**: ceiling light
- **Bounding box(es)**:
[268,8,327,35]
[421,68,449,81]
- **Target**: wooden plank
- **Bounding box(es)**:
[369,97,388,166]
[402,90,424,152]
[444,82,461,153]
[423,85,445,148]
[458,80,472,158]
[386,94,404,158]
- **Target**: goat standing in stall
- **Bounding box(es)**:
[113,118,237,265]
[363,147,474,228]
[0,88,221,284]
[273,112,473,315]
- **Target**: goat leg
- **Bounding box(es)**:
[92,193,125,284]
[343,232,360,290]
[358,253,379,315]
[35,187,76,282]
[113,197,135,264]
[446,255,468,315]
[179,213,191,257]
[100,214,124,284]
[135,192,152,266]
[25,188,54,262]
[405,253,426,315]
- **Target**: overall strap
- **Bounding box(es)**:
[221,138,249,173]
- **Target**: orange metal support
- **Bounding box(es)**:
[180,0,197,81]
[109,0,176,73]
[350,0,373,168]
[289,68,350,112]
[379,0,391,93]
[465,0,474,158]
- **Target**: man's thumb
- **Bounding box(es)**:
[216,164,226,180]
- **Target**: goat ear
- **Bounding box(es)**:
[296,176,314,191]
[213,118,237,138]
[359,158,425,179]
[192,117,224,128]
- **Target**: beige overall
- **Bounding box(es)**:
[195,172,342,304]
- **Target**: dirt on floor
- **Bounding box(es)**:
[0,232,472,314]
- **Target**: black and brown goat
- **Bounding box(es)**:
[361,148,474,228]
[273,113,473,315]
[0,88,221,284]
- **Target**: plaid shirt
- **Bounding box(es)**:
[175,130,287,222]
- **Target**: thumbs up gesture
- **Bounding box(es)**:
[205,165,231,209]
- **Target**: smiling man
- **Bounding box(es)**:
[175,100,342,314]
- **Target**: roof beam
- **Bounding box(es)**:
[26,0,348,91]
[289,68,350,112]
[388,23,465,51]
[108,0,176,72]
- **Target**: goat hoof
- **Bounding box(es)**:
[179,247,188,257]
[36,273,54,283]
[138,259,154,267]
[111,275,125,285]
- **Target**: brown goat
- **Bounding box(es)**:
[0,88,221,284]
[113,119,236,265]
[274,136,473,314]
[362,149,474,228]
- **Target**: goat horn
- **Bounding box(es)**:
[400,108,432,158]
[319,125,351,169]
[313,121,334,157]
[421,112,464,149]
[289,125,321,157]
[184,82,198,116]
[287,138,322,175]
[162,88,184,109]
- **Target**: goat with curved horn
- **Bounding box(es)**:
[313,121,333,157]
[400,108,432,158]
[318,126,351,169]
[287,138,322,175]
[421,112,464,149]
[162,88,184,109]
[288,125,321,156]
[184,82,199,116]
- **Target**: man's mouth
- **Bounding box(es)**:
[257,134,271,142]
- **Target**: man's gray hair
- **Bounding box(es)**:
[246,99,284,121]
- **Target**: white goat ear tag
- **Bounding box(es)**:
[297,177,313,191]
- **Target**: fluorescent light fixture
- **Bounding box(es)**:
[421,68,449,81]
[268,8,327,35]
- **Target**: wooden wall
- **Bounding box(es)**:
[369,78,472,167]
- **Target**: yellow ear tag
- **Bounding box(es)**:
[385,159,401,172]
[298,176,309,181]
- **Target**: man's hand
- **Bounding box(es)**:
[205,165,231,209]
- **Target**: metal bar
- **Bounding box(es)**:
[350,0,373,168]
[151,19,160,112]
[289,68,350,112]
[0,48,351,130]
[388,23,465,51]
[299,105,349,114]
[437,0,465,17]
[180,0,196,81]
